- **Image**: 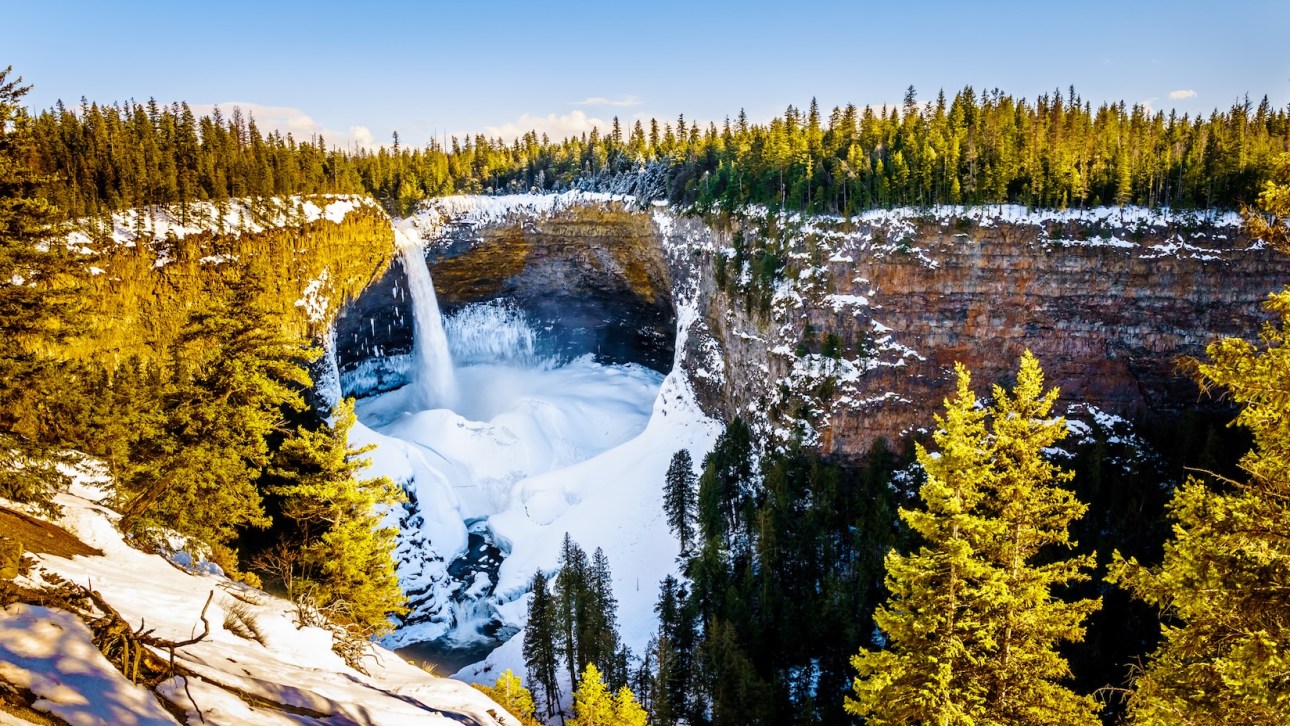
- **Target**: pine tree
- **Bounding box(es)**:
[568,663,647,726]
[848,355,1099,726]
[587,547,621,684]
[979,351,1101,723]
[664,449,697,554]
[651,575,691,725]
[268,398,407,634]
[612,685,649,726]
[1108,185,1290,725]
[472,669,541,726]
[115,269,315,548]
[555,533,590,688]
[568,663,616,726]
[846,366,993,724]
[0,66,77,513]
[1243,151,1290,251]
[523,569,561,720]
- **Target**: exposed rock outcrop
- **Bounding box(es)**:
[666,207,1290,458]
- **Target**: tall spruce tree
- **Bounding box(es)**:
[115,269,314,549]
[664,449,698,554]
[587,547,621,686]
[1108,166,1290,725]
[978,352,1101,723]
[267,398,407,634]
[0,66,77,512]
[556,533,591,688]
[523,569,561,721]
[650,575,692,725]
[848,355,1099,726]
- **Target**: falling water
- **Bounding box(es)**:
[397,229,457,410]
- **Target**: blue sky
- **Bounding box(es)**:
[4,0,1287,149]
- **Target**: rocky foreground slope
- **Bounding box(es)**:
[1,466,513,725]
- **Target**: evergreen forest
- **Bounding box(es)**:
[19,85,1290,219]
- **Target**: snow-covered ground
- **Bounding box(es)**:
[4,469,513,726]
[406,192,636,242]
[65,195,378,256]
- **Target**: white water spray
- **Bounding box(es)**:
[443,301,545,368]
[396,226,457,410]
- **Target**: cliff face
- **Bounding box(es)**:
[661,207,1290,458]
[816,225,1281,454]
[433,204,675,371]
[64,196,393,370]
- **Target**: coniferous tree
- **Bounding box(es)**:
[0,66,77,512]
[650,575,692,725]
[664,449,698,554]
[472,669,541,726]
[696,417,754,550]
[1108,177,1290,726]
[267,398,407,634]
[555,533,590,689]
[612,684,649,726]
[568,663,648,726]
[848,355,1099,726]
[568,663,616,726]
[523,569,562,721]
[1244,152,1290,250]
[587,547,621,686]
[978,352,1101,723]
[115,269,315,549]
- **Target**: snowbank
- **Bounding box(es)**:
[8,477,512,726]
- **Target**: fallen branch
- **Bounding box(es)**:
[83,585,214,687]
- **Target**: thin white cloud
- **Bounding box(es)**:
[482,110,609,142]
[189,102,381,151]
[572,95,643,108]
[1168,89,1197,100]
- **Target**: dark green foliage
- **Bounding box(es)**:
[17,85,1289,223]
[525,536,627,722]
[650,575,695,725]
[696,417,755,552]
[0,67,79,512]
[552,535,624,693]
[663,423,906,725]
[263,398,407,635]
[114,270,315,547]
[523,569,561,720]
[664,450,697,554]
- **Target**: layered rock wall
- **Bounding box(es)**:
[664,208,1290,458]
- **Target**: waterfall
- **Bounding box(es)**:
[396,227,457,410]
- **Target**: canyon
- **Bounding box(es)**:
[324,195,1290,679]
[339,199,1290,461]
